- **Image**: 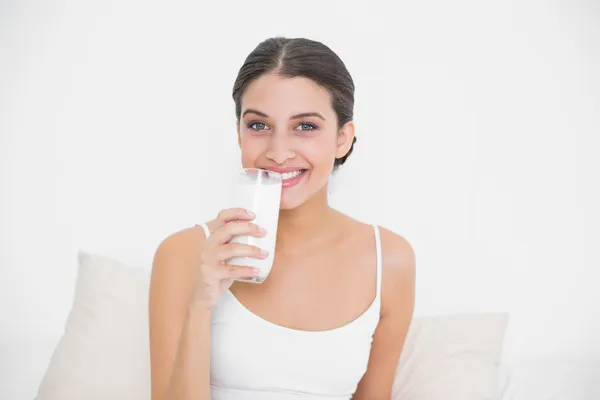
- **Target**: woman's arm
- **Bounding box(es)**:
[149,210,263,400]
[149,228,211,400]
[165,304,212,399]
[352,227,416,400]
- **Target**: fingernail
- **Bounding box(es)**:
[246,210,256,217]
[252,268,261,275]
[258,227,267,236]
[260,249,269,258]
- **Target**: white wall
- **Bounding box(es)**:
[1,0,599,398]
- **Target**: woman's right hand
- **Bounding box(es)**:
[191,208,267,311]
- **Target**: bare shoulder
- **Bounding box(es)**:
[149,226,206,301]
[152,226,205,270]
[148,226,208,399]
[378,226,415,275]
[377,226,416,313]
[332,212,415,279]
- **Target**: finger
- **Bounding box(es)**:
[217,264,261,280]
[208,220,266,246]
[208,208,255,232]
[213,242,267,263]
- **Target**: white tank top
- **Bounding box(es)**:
[201,224,382,400]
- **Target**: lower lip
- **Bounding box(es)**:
[281,170,307,189]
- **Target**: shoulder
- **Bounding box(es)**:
[150,226,206,287]
[154,226,205,263]
[377,226,416,313]
[149,225,209,328]
[378,226,415,274]
[334,213,415,290]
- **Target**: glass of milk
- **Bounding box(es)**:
[226,168,282,283]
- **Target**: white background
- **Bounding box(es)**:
[1,0,599,398]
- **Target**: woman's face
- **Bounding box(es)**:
[237,72,354,210]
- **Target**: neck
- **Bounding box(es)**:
[276,186,335,251]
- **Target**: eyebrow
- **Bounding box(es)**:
[242,108,326,121]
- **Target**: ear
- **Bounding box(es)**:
[236,121,242,148]
[335,121,355,159]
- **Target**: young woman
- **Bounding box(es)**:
[149,37,416,400]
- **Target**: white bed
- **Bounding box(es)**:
[2,252,599,400]
[5,330,600,399]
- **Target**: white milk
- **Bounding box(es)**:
[226,170,282,283]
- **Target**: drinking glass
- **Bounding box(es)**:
[226,168,282,283]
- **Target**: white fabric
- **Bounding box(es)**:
[209,224,382,399]
[393,313,509,399]
[34,252,152,400]
[34,250,510,400]
[199,222,211,239]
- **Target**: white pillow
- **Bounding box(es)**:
[393,313,509,400]
[35,252,152,400]
[35,251,508,400]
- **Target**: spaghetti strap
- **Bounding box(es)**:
[196,223,211,239]
[373,224,382,299]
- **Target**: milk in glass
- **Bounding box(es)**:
[227,168,282,283]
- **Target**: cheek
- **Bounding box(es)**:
[239,136,266,163]
[298,136,337,167]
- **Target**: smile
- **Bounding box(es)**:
[279,169,307,188]
[281,170,305,180]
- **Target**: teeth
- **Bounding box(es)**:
[282,170,304,180]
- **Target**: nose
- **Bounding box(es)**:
[265,132,296,165]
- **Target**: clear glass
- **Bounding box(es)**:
[226,168,282,283]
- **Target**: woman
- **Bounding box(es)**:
[149,37,416,400]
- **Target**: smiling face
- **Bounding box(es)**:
[237,72,355,210]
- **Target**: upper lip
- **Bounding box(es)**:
[261,167,307,174]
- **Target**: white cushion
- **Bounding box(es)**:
[35,251,508,400]
[35,252,152,400]
[393,313,508,399]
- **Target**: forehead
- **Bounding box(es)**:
[241,73,334,118]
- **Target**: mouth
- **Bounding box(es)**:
[280,169,306,180]
[259,167,308,189]
[264,168,307,189]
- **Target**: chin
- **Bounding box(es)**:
[279,192,306,210]
[278,183,327,211]
[275,169,329,210]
